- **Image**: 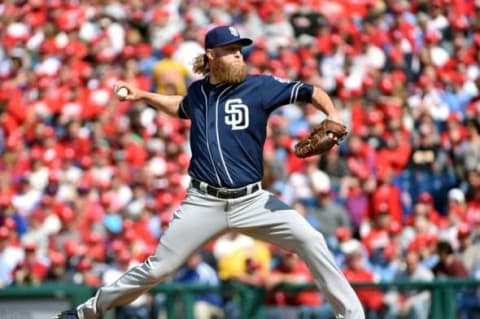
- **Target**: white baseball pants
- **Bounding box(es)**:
[77,185,365,319]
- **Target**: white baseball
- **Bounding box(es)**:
[115,87,129,99]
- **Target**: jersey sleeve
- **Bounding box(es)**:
[178,79,203,119]
[261,75,314,113]
[178,96,190,119]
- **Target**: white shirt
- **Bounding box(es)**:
[0,246,24,271]
[12,189,42,216]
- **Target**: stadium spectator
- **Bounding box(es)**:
[383,246,434,319]
[341,242,385,319]
[439,188,469,248]
[21,206,61,258]
[307,169,351,240]
[72,257,101,287]
[174,251,224,319]
[45,251,69,283]
[457,223,480,273]
[433,241,469,278]
[401,200,440,253]
[339,173,370,237]
[52,204,81,253]
[464,119,480,174]
[213,232,270,319]
[369,164,403,224]
[0,226,21,286]
[102,250,152,319]
[152,44,190,96]
[371,221,404,283]
[214,232,270,283]
[316,145,349,191]
[361,205,392,265]
[265,250,332,319]
[13,242,48,285]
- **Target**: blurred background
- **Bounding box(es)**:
[0,0,480,318]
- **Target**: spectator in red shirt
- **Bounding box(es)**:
[13,242,48,285]
[72,257,101,287]
[345,134,376,181]
[265,251,332,319]
[405,192,446,228]
[400,203,439,261]
[361,206,391,259]
[342,242,385,319]
[370,164,403,224]
[376,126,412,175]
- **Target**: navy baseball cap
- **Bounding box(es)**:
[205,26,253,49]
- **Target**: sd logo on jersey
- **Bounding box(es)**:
[225,99,249,130]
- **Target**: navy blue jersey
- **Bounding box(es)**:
[179,74,313,188]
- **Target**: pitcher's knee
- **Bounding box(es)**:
[143,255,182,283]
[298,229,327,250]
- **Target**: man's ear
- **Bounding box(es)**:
[205,49,215,60]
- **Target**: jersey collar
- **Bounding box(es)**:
[203,76,229,90]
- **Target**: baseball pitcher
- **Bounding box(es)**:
[56,25,364,319]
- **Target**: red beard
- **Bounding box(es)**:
[210,58,248,84]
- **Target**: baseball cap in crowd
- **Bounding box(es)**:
[418,192,433,203]
[447,188,465,204]
[205,26,252,49]
[310,169,331,194]
[457,223,470,238]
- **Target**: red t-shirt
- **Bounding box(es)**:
[343,268,384,310]
[15,259,49,281]
[267,261,321,307]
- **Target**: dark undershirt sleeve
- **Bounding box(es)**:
[297,84,314,103]
[178,97,190,119]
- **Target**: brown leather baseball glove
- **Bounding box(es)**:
[294,119,348,158]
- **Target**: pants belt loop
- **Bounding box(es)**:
[246,184,253,194]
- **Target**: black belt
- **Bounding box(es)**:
[191,179,261,199]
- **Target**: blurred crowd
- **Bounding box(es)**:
[1,0,480,318]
